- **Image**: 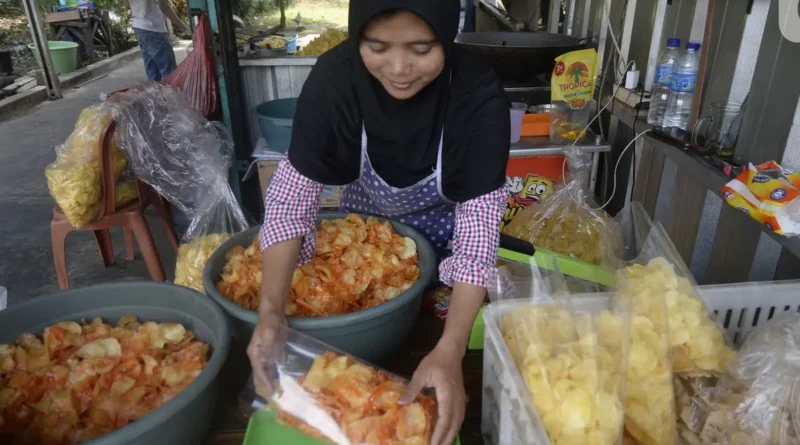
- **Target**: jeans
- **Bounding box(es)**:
[134,28,177,81]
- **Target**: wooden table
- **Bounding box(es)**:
[204,311,485,445]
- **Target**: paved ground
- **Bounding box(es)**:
[0,42,190,307]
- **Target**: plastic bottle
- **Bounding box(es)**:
[647,38,681,127]
[662,42,701,131]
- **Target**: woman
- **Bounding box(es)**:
[248,1,510,443]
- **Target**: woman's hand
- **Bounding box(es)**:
[247,307,287,390]
[398,342,466,445]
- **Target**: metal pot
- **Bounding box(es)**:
[455,32,591,82]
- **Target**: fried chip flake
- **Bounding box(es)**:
[276,352,436,445]
[0,315,209,445]
[218,215,420,317]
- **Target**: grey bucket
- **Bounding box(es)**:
[0,281,231,445]
[203,212,436,364]
[255,98,297,154]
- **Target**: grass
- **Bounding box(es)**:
[256,0,348,30]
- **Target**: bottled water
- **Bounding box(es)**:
[662,42,701,131]
[647,38,681,127]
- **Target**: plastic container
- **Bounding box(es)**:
[480,280,800,445]
[282,33,298,53]
[203,212,437,365]
[255,98,297,154]
[647,38,681,127]
[0,281,231,445]
[662,42,701,131]
[28,41,79,74]
[520,113,550,137]
[257,47,289,58]
[509,102,526,143]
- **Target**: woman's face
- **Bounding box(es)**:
[359,10,446,100]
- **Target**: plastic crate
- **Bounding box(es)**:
[481,280,800,445]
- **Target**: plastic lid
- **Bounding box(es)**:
[667,38,681,47]
[686,42,701,51]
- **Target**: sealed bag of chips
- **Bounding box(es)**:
[495,259,632,445]
[242,326,441,445]
[503,147,620,266]
[110,83,248,292]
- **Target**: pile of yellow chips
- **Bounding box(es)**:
[622,258,736,374]
[502,305,627,445]
[45,106,130,228]
[294,29,348,57]
[174,233,232,292]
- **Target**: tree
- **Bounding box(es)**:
[278,0,286,28]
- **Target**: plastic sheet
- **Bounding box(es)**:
[109,83,248,292]
[163,12,220,120]
[45,105,131,228]
[495,260,631,445]
[242,327,438,445]
[503,147,620,266]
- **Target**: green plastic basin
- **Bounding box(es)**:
[28,41,79,74]
[0,281,231,445]
[203,212,436,365]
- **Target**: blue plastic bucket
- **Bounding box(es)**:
[255,98,297,153]
[283,34,298,53]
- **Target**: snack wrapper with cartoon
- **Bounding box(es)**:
[721,161,800,236]
[423,285,452,319]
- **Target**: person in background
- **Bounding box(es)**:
[124,0,188,81]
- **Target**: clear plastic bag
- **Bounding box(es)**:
[609,203,737,445]
[502,148,620,266]
[45,105,130,228]
[673,314,800,445]
[108,83,248,291]
[496,260,631,445]
[242,326,438,445]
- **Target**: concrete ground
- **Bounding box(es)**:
[0,42,190,307]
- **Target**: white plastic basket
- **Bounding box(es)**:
[481,280,800,445]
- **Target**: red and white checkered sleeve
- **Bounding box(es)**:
[259,158,324,265]
[439,185,508,288]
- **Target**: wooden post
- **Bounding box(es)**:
[21,0,61,99]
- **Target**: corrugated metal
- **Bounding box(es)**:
[239,59,315,151]
[689,190,722,282]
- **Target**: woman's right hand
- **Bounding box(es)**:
[247,306,287,390]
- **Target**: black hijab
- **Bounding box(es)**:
[288,0,510,203]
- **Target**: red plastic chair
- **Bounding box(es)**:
[50,120,179,289]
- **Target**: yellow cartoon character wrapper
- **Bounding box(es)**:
[551,49,600,141]
[721,161,800,236]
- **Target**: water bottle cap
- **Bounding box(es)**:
[686,42,701,51]
[667,38,681,47]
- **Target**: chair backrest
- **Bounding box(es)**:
[96,121,148,219]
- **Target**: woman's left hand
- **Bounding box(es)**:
[398,342,466,445]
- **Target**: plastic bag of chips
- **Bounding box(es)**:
[45,105,131,228]
[109,83,248,292]
[609,202,736,445]
[241,326,439,445]
[496,259,631,445]
[503,147,620,266]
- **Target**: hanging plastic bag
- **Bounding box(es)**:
[45,105,132,228]
[503,147,620,266]
[109,83,247,292]
[495,259,631,445]
[241,326,438,445]
[163,12,220,120]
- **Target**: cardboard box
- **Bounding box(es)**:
[257,160,344,210]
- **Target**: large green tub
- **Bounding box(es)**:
[203,212,436,365]
[0,281,231,445]
[28,41,79,74]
